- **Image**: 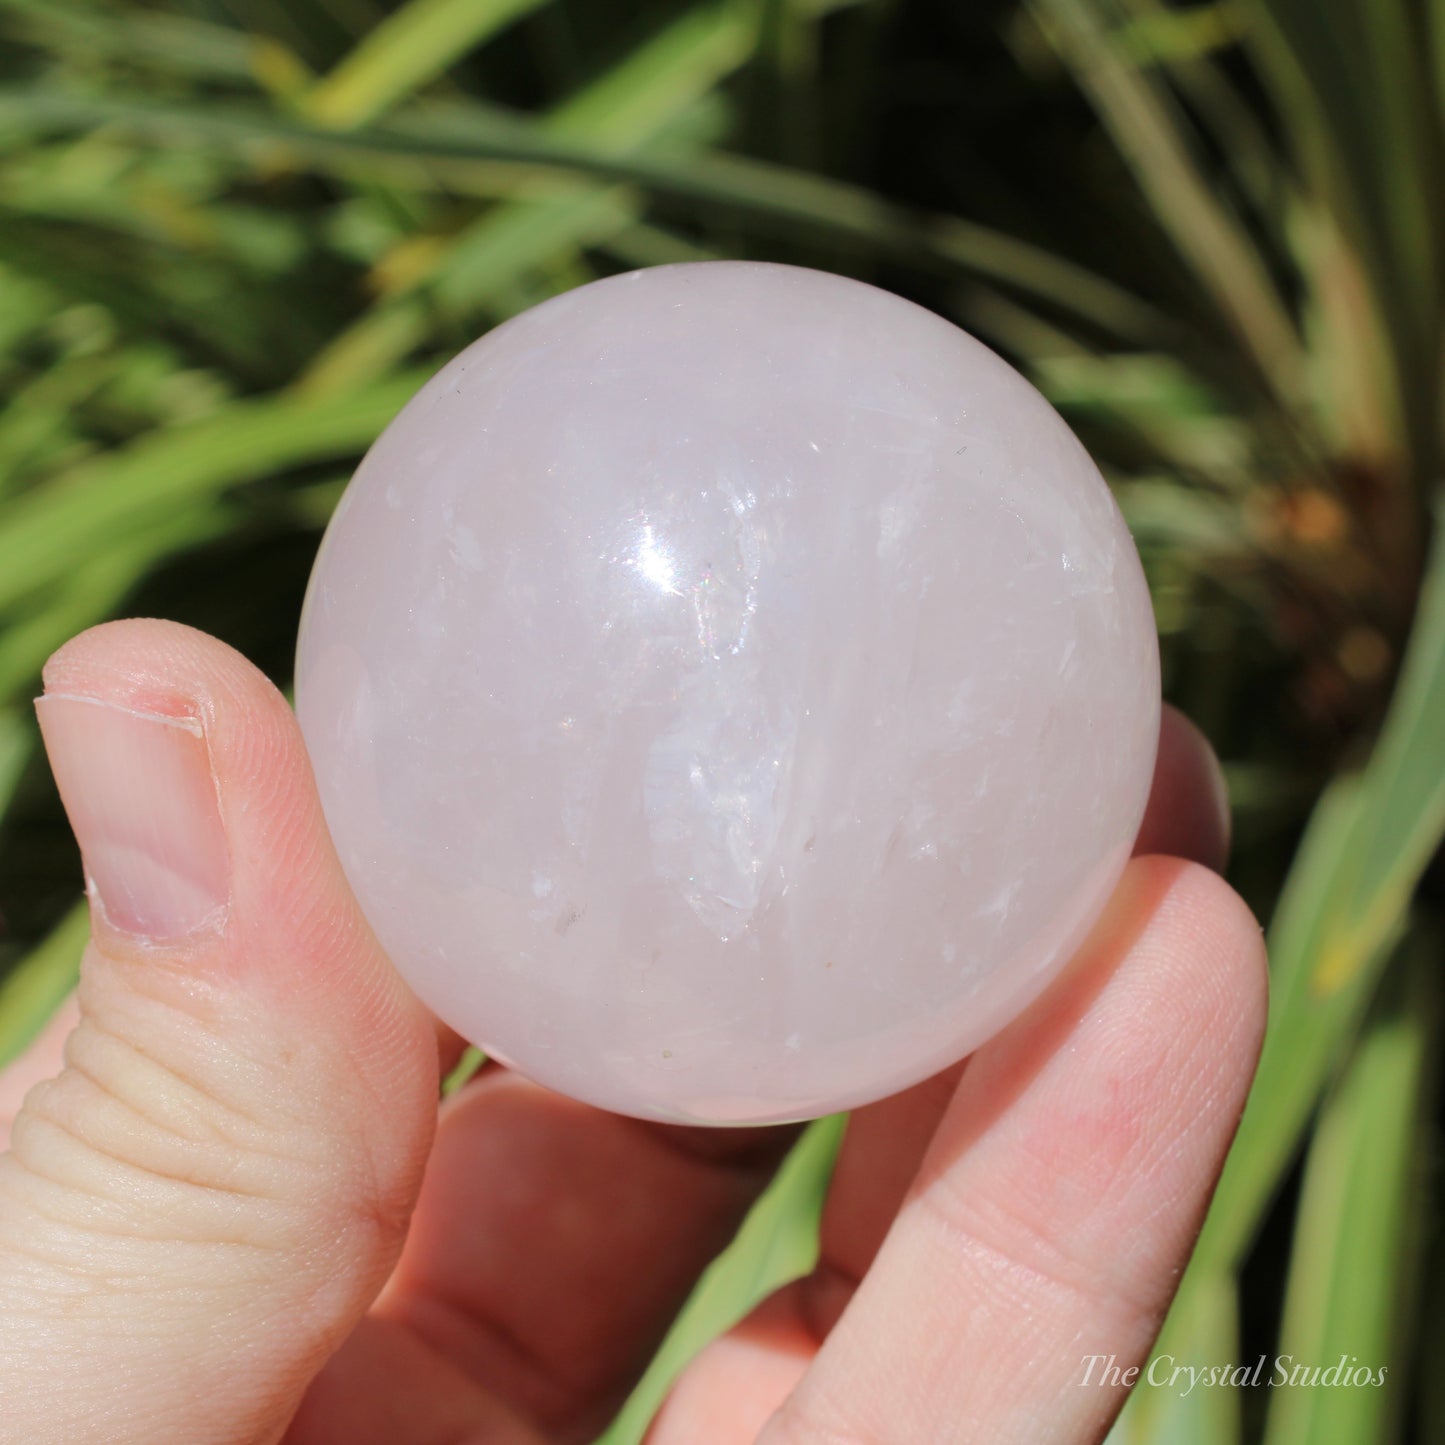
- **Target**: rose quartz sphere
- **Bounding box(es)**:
[296,261,1159,1125]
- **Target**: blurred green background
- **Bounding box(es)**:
[0,0,1441,1440]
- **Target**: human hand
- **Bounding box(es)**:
[0,620,1265,1444]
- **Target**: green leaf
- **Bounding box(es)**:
[440,1045,486,1095]
[1263,925,1438,1445]
[1200,514,1445,1280]
[302,0,551,129]
[598,1114,846,1444]
[0,88,1179,346]
[1244,0,1443,491]
[1105,1273,1242,1444]
[543,3,751,144]
[0,506,234,704]
[1131,514,1445,1427]
[0,902,86,1069]
[0,707,31,823]
[1421,1214,1445,1444]
[744,0,824,167]
[1029,0,1306,403]
[298,4,751,391]
[1310,537,1445,985]
[0,373,427,614]
[0,2,265,85]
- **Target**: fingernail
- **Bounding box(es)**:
[35,693,231,942]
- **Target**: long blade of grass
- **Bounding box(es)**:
[1422,1217,1445,1445]
[1435,0,1445,140]
[0,1,263,85]
[1203,514,1445,1277]
[744,0,822,167]
[1245,0,1443,495]
[543,3,752,142]
[299,3,752,392]
[1105,1273,1242,1444]
[1262,924,1438,1445]
[0,505,235,703]
[1129,514,1445,1425]
[301,0,551,129]
[1114,0,1299,253]
[0,87,1180,346]
[0,372,427,612]
[0,709,30,824]
[0,901,86,1069]
[1029,0,1305,402]
[1311,561,1445,988]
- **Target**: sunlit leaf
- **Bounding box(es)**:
[0,902,85,1069]
[0,87,1178,345]
[1263,926,1437,1444]
[0,373,426,612]
[1030,0,1306,404]
[302,0,551,129]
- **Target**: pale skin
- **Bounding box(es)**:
[0,620,1267,1444]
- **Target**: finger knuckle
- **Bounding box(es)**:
[0,968,392,1270]
[917,1169,1158,1325]
[763,1395,886,1445]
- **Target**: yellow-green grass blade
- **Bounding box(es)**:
[0,210,265,380]
[0,708,31,823]
[0,0,264,85]
[1029,0,1305,404]
[440,1045,486,1096]
[1033,350,1253,487]
[1112,0,1247,64]
[301,0,551,130]
[598,1113,845,1445]
[1248,0,1442,356]
[0,88,1179,347]
[0,505,234,706]
[0,901,86,1068]
[290,303,438,402]
[1203,517,1445,1277]
[430,185,641,310]
[0,372,428,614]
[1105,1272,1242,1444]
[1111,0,1301,258]
[1125,775,1399,1422]
[1436,0,1445,140]
[1244,0,1442,491]
[1196,778,1390,1270]
[1311,539,1445,983]
[0,264,59,362]
[1116,482,1252,556]
[745,0,823,168]
[1262,925,1437,1445]
[419,91,730,311]
[601,221,720,270]
[296,4,754,392]
[1422,1215,1445,1444]
[1132,517,1445,1418]
[0,340,227,498]
[543,3,752,142]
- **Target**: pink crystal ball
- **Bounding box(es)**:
[296,261,1159,1125]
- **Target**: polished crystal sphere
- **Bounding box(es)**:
[296,261,1159,1125]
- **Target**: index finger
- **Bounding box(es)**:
[763,857,1267,1444]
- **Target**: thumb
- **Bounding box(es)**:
[0,620,439,1445]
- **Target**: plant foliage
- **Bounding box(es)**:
[0,1,1440,1438]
